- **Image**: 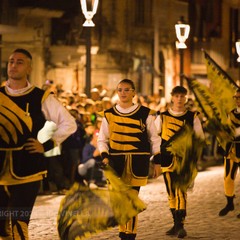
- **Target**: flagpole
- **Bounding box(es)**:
[236,40,240,86]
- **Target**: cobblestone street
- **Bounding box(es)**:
[29,165,240,239]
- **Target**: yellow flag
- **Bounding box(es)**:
[57,165,146,240]
[184,51,238,150]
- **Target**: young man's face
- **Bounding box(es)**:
[171,93,186,109]
[7,52,32,81]
[117,82,135,104]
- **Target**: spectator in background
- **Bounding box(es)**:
[95,100,104,113]
[85,100,97,125]
[76,103,86,115]
[81,111,91,124]
[56,83,64,97]
[102,97,113,110]
[84,121,96,143]
[90,87,101,102]
[156,85,167,112]
[65,95,75,110]
[79,93,88,106]
[62,109,86,185]
[94,84,108,98]
[78,129,105,189]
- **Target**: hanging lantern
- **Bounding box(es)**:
[80,0,99,27]
[175,16,190,49]
[236,40,240,62]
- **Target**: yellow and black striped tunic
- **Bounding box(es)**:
[160,110,196,167]
[104,105,152,186]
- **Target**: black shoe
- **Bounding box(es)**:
[166,225,176,235]
[177,227,187,238]
[119,232,127,240]
[119,232,136,240]
[237,213,240,219]
[219,205,234,216]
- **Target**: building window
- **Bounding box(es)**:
[189,0,222,64]
[0,0,17,25]
[190,0,222,41]
[134,0,152,27]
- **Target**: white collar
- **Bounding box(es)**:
[115,103,138,113]
[5,81,32,95]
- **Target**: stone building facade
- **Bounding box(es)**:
[0,0,239,100]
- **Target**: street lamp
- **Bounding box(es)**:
[80,0,99,27]
[236,40,240,63]
[175,16,190,86]
[80,0,99,96]
[236,40,240,84]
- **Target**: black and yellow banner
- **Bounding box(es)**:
[184,51,238,150]
[57,165,146,240]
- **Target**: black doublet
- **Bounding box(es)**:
[0,86,49,178]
